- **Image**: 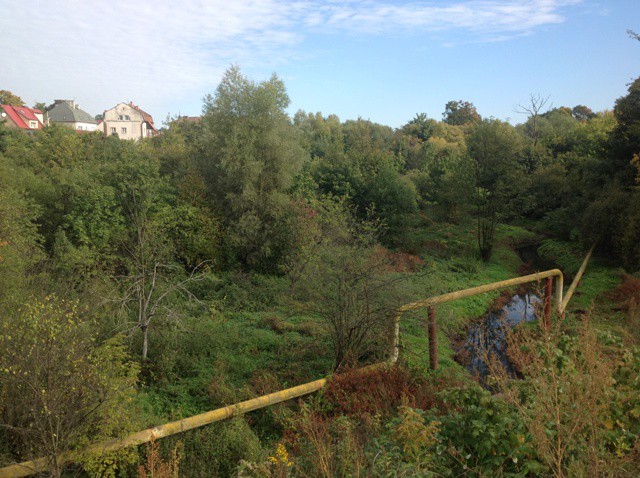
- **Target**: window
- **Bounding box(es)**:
[121,127,127,134]
[118,115,124,120]
[77,126,83,131]
[125,115,130,121]
[110,127,116,134]
[29,121,37,128]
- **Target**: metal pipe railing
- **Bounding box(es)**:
[560,244,595,314]
[0,378,330,478]
[391,269,564,365]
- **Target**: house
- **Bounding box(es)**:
[0,104,44,131]
[100,102,157,140]
[45,100,98,131]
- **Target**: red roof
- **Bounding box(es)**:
[1,105,43,129]
[2,105,27,128]
[129,102,156,131]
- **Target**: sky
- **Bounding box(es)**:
[1,0,639,128]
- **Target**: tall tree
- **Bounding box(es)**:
[199,66,306,271]
[609,76,640,184]
[467,119,524,261]
[442,100,481,126]
[515,94,551,148]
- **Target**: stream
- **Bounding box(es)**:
[459,241,558,381]
[464,293,542,379]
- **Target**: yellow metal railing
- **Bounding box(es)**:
[0,248,595,478]
[391,269,564,368]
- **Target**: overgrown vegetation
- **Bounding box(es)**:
[1,65,640,476]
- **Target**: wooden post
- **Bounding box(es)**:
[427,306,438,370]
[544,277,553,328]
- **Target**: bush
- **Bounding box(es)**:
[428,386,541,476]
[163,417,264,478]
[322,365,440,419]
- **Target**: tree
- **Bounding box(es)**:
[291,200,407,368]
[0,185,44,308]
[199,66,306,271]
[402,113,435,142]
[109,149,208,360]
[0,296,139,478]
[294,110,345,161]
[467,119,524,261]
[515,94,551,148]
[571,105,595,122]
[442,100,481,126]
[0,90,24,106]
[609,76,640,184]
[33,101,47,112]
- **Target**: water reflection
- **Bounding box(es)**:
[465,293,542,379]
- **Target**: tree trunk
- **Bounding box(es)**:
[141,325,149,360]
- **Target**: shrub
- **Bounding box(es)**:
[429,386,541,476]
[322,365,440,419]
[169,417,264,478]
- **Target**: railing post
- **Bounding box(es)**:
[427,306,438,370]
[392,315,400,363]
[544,277,553,328]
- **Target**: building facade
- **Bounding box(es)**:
[100,102,156,140]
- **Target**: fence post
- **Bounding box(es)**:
[544,277,553,328]
[392,314,400,363]
[427,306,438,370]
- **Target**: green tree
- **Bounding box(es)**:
[609,76,640,185]
[199,66,306,271]
[0,90,24,106]
[0,296,139,478]
[571,105,596,121]
[442,100,481,126]
[291,200,406,368]
[467,119,524,261]
[0,185,44,307]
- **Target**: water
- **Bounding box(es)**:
[465,293,542,379]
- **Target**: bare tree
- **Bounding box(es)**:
[109,187,208,360]
[514,94,552,147]
[116,261,208,359]
[288,201,410,369]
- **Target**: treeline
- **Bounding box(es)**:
[2,69,639,291]
[1,66,640,476]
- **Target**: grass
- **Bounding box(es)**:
[139,219,631,428]
[396,222,539,373]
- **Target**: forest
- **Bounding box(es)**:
[1,65,640,477]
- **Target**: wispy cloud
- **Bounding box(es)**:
[0,0,582,118]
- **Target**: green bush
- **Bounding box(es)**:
[163,417,264,478]
[428,386,542,476]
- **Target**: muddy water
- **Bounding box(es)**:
[464,293,542,379]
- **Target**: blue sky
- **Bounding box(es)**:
[1,0,638,128]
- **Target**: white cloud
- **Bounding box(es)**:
[0,0,582,119]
